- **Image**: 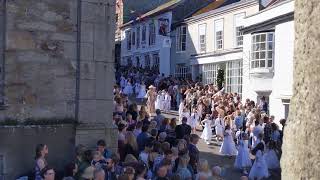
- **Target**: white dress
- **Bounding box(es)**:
[200,119,212,141]
[249,150,269,180]
[155,94,161,110]
[123,82,133,95]
[134,83,140,94]
[219,129,238,156]
[137,84,147,99]
[178,102,184,121]
[164,94,171,111]
[264,149,280,169]
[234,139,252,169]
[214,118,225,137]
[160,93,166,111]
[189,113,199,129]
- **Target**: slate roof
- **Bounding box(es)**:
[192,0,241,16]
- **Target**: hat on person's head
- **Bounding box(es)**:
[149,85,156,89]
[81,166,94,179]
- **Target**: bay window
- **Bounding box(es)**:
[251,32,274,69]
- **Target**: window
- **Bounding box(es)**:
[175,64,190,78]
[126,30,131,50]
[199,24,206,53]
[141,25,147,44]
[176,26,187,52]
[149,23,156,46]
[234,13,245,47]
[144,54,150,69]
[152,53,160,72]
[251,32,274,69]
[215,19,223,50]
[127,57,132,66]
[235,26,244,47]
[136,27,140,48]
[226,60,243,96]
[201,63,218,85]
[132,30,136,47]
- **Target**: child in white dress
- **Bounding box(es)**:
[220,125,238,156]
[234,131,252,175]
[155,92,161,110]
[136,82,146,100]
[189,108,199,133]
[178,100,185,122]
[164,92,171,112]
[214,113,225,144]
[180,107,190,123]
[123,80,133,96]
[201,114,212,145]
[159,91,166,111]
[264,141,280,170]
[249,143,269,180]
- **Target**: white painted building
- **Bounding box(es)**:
[174,0,260,96]
[120,4,174,76]
[242,0,294,121]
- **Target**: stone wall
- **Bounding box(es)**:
[0,125,75,180]
[2,0,78,120]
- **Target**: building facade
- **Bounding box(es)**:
[171,0,260,95]
[120,10,173,75]
[242,0,294,121]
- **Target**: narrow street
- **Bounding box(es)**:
[161,112,241,179]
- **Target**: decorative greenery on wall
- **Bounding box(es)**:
[217,68,225,90]
[0,117,77,126]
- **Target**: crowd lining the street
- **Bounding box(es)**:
[31,66,285,180]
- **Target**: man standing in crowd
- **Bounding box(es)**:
[97,140,112,159]
[188,134,200,174]
[175,117,191,139]
[154,109,165,130]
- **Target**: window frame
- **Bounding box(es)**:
[251,32,275,69]
[149,23,156,46]
[141,25,147,45]
[234,13,245,48]
[214,19,224,50]
[176,25,187,52]
[136,26,140,48]
[126,30,132,51]
[198,23,207,53]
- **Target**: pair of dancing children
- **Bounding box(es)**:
[200,115,280,179]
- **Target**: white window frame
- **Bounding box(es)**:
[144,54,150,69]
[198,24,206,53]
[126,30,131,51]
[214,19,224,50]
[176,26,187,52]
[251,32,274,69]
[141,25,147,45]
[149,23,156,46]
[136,26,140,48]
[132,29,136,47]
[175,64,190,78]
[234,13,245,47]
[152,53,160,69]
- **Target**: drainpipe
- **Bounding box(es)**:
[75,0,81,122]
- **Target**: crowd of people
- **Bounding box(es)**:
[30,66,285,180]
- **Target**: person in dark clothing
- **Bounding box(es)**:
[126,104,138,121]
[105,158,117,180]
[137,125,151,152]
[175,117,192,139]
[188,134,200,174]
